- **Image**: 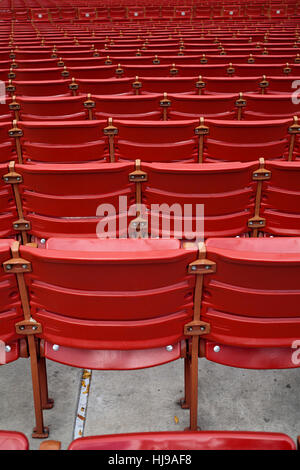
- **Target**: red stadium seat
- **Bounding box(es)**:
[202,118,290,162]
[14,161,135,239]
[13,96,87,121]
[113,119,199,162]
[201,237,300,369]
[0,122,16,163]
[0,239,26,365]
[68,431,297,450]
[76,78,133,95]
[0,163,17,237]
[243,93,300,119]
[0,431,29,450]
[20,238,201,432]
[92,94,162,119]
[141,161,257,238]
[10,80,71,97]
[17,120,107,163]
[167,93,238,119]
[262,161,300,236]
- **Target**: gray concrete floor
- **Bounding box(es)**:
[0,357,299,449]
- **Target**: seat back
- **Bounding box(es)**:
[0,239,23,364]
[68,431,297,450]
[20,239,197,364]
[16,161,135,239]
[18,120,107,163]
[114,119,199,162]
[0,431,29,450]
[204,118,290,162]
[201,237,300,368]
[142,161,257,238]
[263,161,300,236]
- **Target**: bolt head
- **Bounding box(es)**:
[22,264,27,269]
[40,239,46,244]
[191,265,197,271]
[5,345,11,352]
[166,345,173,352]
[214,345,221,353]
[19,326,25,330]
[200,326,206,331]
[52,344,60,351]
[6,264,12,270]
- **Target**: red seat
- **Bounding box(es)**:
[68,431,297,450]
[141,161,257,238]
[168,93,237,119]
[15,161,134,239]
[68,65,114,80]
[0,239,24,364]
[92,94,162,120]
[78,8,96,20]
[203,118,290,162]
[139,76,199,94]
[0,122,16,163]
[15,96,87,121]
[127,7,145,19]
[20,238,199,431]
[17,120,107,163]
[262,161,300,236]
[11,80,71,97]
[243,93,300,119]
[0,163,17,237]
[113,119,199,162]
[201,237,300,369]
[195,77,261,94]
[31,9,48,21]
[0,431,29,450]
[76,78,132,95]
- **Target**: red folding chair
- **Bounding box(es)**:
[0,163,17,237]
[9,80,71,98]
[12,96,87,121]
[16,120,107,163]
[140,161,257,239]
[12,161,134,240]
[18,238,201,435]
[200,237,300,370]
[243,93,300,119]
[262,161,300,236]
[76,78,133,95]
[0,431,29,450]
[168,93,237,119]
[67,431,298,450]
[202,118,290,162]
[113,119,199,162]
[91,93,162,120]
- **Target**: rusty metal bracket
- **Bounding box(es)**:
[3,168,22,184]
[170,64,179,75]
[188,259,216,274]
[69,78,79,91]
[15,320,42,335]
[3,257,31,274]
[252,168,271,181]
[129,168,148,182]
[248,215,266,229]
[13,218,31,232]
[184,320,211,336]
[116,64,124,76]
[8,124,23,138]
